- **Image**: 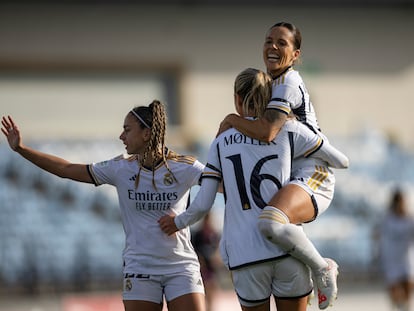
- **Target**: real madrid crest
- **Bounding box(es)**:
[163,173,174,186]
[125,278,132,291]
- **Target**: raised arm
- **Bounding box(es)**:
[1,115,93,183]
[217,109,286,142]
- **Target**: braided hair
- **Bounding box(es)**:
[130,100,177,189]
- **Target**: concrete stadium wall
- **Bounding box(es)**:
[0,4,413,149]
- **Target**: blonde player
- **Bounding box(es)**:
[1,101,206,311]
[218,22,343,309]
[159,68,348,311]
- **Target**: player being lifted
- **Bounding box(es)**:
[218,22,345,309]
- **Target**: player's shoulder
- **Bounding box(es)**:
[167,149,198,166]
[282,119,317,141]
[214,128,240,144]
[282,118,302,131]
[97,154,133,163]
[284,68,303,83]
[109,154,140,165]
[116,154,135,161]
[273,67,301,86]
[93,154,133,171]
[176,155,198,165]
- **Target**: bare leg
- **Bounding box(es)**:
[167,293,206,311]
[275,296,309,311]
[258,184,339,309]
[123,300,163,311]
[389,281,412,311]
[240,299,270,311]
[258,184,327,271]
[267,184,315,224]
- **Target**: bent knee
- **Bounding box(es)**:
[258,207,289,241]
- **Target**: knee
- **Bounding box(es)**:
[257,206,289,241]
[257,217,274,240]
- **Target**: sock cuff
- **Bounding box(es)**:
[260,206,290,224]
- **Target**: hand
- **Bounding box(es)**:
[1,115,22,151]
[158,214,179,236]
[216,113,237,137]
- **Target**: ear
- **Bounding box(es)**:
[142,127,151,142]
[292,49,301,62]
[235,93,243,106]
[234,93,244,116]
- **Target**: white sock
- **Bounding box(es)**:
[258,206,328,272]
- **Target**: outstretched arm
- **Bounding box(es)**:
[216,109,286,142]
[315,140,349,169]
[1,115,93,183]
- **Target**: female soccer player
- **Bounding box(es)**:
[218,22,344,309]
[159,68,348,311]
[379,188,414,311]
[1,100,206,311]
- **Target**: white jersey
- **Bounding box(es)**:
[267,67,320,133]
[379,212,414,284]
[267,67,339,213]
[88,152,204,275]
[199,119,333,270]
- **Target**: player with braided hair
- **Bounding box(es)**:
[131,100,178,190]
[1,100,206,311]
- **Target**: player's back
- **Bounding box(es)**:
[214,128,293,269]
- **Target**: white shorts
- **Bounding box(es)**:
[231,256,313,307]
[382,255,414,286]
[383,265,414,286]
[290,165,335,219]
[122,270,205,303]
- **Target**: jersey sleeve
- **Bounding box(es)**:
[188,159,206,187]
[267,82,302,115]
[285,121,349,169]
[313,141,349,169]
[174,178,219,229]
[201,140,222,183]
[174,140,221,229]
[284,120,323,159]
[88,155,123,186]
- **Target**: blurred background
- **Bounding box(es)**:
[0,0,414,310]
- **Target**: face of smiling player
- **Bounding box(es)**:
[263,25,300,78]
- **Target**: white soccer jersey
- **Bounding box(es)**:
[266,68,339,213]
[187,119,334,270]
[88,152,204,275]
[267,67,320,133]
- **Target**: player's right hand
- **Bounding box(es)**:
[1,115,22,152]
